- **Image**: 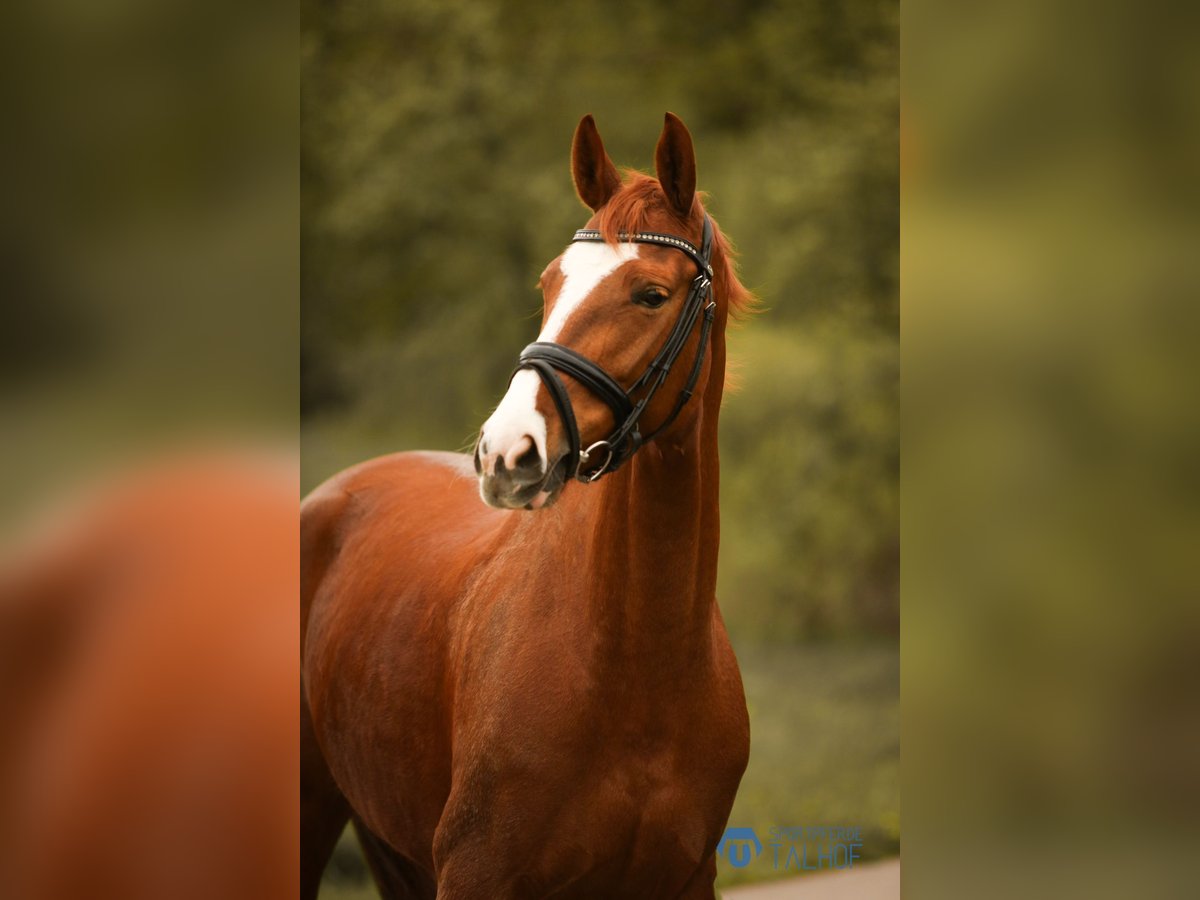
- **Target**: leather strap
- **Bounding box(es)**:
[516,357,581,477]
[571,229,713,280]
[519,343,633,423]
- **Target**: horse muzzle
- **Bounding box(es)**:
[474,435,566,511]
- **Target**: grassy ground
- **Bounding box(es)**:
[317,641,898,897]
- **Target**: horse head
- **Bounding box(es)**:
[476,113,732,511]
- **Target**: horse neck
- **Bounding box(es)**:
[570,336,726,664]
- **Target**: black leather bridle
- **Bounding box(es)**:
[514,214,717,483]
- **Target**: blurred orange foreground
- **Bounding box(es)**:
[0,455,298,900]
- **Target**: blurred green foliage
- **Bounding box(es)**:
[905,4,1200,897]
[302,0,898,641]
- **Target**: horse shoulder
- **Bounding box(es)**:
[301,451,489,629]
[302,451,496,856]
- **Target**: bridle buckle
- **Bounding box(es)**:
[577,441,614,483]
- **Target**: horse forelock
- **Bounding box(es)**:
[595,172,690,242]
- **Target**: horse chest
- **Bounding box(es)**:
[538,783,713,892]
[438,744,719,896]
[434,673,742,895]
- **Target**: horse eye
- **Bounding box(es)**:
[633,287,669,308]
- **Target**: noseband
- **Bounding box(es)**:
[514,215,717,483]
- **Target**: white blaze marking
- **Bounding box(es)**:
[481,369,545,472]
[539,242,640,341]
[480,242,640,471]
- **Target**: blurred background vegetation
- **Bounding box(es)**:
[302,0,897,890]
[904,3,1200,899]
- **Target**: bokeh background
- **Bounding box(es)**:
[0,2,298,897]
[302,0,899,892]
[904,2,1200,898]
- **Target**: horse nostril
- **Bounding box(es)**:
[501,435,541,475]
[515,440,541,473]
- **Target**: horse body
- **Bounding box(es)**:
[302,113,751,899]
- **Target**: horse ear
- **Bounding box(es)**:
[654,112,697,218]
[571,115,622,212]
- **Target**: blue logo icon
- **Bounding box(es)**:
[717,827,763,869]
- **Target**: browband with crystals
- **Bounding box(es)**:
[570,229,713,280]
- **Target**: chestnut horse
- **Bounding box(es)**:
[302,113,752,899]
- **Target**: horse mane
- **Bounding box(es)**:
[596,171,757,322]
